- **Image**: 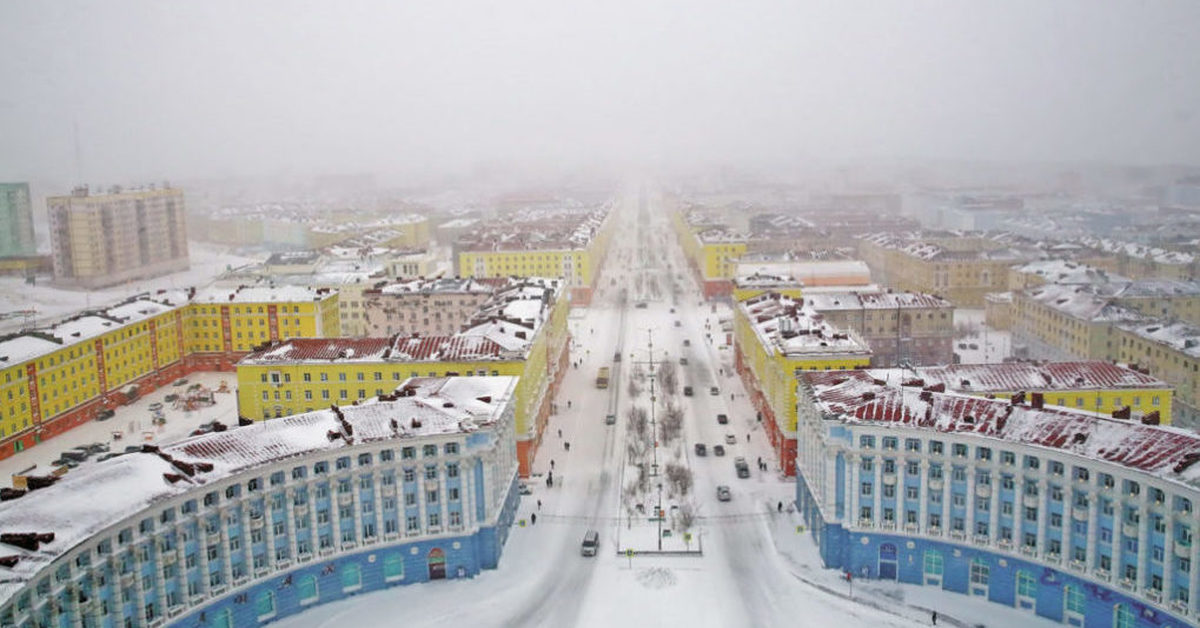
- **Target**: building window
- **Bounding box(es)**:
[969,559,989,586]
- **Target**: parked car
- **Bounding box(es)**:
[716,485,732,502]
[713,444,725,456]
[164,394,179,402]
[694,443,707,456]
[717,413,728,424]
[581,530,600,556]
[679,356,688,365]
[710,386,720,396]
[60,450,89,462]
[734,457,751,478]
[725,434,736,445]
[96,408,116,421]
[683,386,694,396]
[518,483,533,496]
[613,352,622,362]
[605,413,616,425]
[635,302,648,309]
[79,443,109,454]
[148,402,163,412]
[96,453,122,462]
[674,320,681,327]
[683,339,691,347]
[124,445,143,454]
[172,378,188,387]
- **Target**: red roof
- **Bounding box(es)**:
[240,335,512,365]
[242,338,394,363]
[802,371,1200,481]
[914,361,1166,392]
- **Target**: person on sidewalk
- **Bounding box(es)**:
[530,513,537,525]
[537,499,542,510]
[931,611,937,626]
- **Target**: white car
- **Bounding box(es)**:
[716,485,731,502]
[725,434,736,445]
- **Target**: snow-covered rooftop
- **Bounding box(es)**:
[802,371,1200,488]
[1010,259,1126,286]
[1023,284,1145,323]
[878,361,1168,393]
[0,376,516,605]
[803,290,952,312]
[1117,319,1200,359]
[190,285,335,304]
[740,292,871,359]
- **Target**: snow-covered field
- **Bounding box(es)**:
[0,242,262,333]
[953,309,1012,364]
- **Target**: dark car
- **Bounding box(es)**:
[96,408,116,421]
[734,457,751,479]
[694,443,707,457]
[713,444,725,456]
[613,352,622,362]
[710,386,720,396]
[717,413,728,425]
[683,339,691,347]
[635,302,648,309]
[679,356,688,365]
[683,386,694,397]
[172,378,188,387]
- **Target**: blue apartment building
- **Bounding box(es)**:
[0,376,520,628]
[795,370,1200,628]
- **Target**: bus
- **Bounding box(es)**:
[596,367,610,389]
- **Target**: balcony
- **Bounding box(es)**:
[1093,569,1111,582]
[998,539,1013,550]
[929,478,944,491]
[1175,542,1192,558]
[160,553,177,565]
[949,530,966,541]
[206,530,222,543]
[1122,523,1139,538]
[1020,545,1038,557]
[882,474,897,486]
[276,560,291,570]
[1044,552,1061,565]
[1069,559,1086,573]
[1022,494,1039,508]
[904,523,919,534]
[1170,600,1189,614]
[254,568,270,579]
[341,541,357,551]
[880,521,897,531]
[294,504,309,517]
[1145,589,1161,604]
[338,494,354,507]
[249,518,264,530]
[857,518,874,528]
[927,526,941,537]
[976,484,991,499]
[1071,509,1088,522]
[973,535,990,546]
[384,533,399,542]
[1118,578,1136,592]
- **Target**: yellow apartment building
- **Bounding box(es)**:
[732,292,872,475]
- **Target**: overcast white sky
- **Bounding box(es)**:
[1,0,1198,183]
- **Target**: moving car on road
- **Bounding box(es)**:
[694,443,707,456]
[713,444,725,456]
[734,457,751,478]
[716,486,731,502]
[717,413,728,424]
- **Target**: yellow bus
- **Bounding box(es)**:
[596,366,610,389]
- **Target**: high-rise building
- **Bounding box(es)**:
[48,184,189,288]
[0,182,36,258]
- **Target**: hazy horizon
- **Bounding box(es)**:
[3,1,1199,184]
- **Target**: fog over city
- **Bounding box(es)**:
[2,0,1200,183]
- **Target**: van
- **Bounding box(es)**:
[581,530,599,557]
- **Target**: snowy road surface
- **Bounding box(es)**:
[270,189,1057,628]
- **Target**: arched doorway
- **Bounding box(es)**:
[428,548,446,580]
[878,543,898,581]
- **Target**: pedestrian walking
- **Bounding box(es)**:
[567,400,572,409]
[558,429,562,438]
[931,611,937,626]
[564,442,570,452]
[530,513,537,525]
[551,459,555,470]
[537,499,542,511]
[746,433,750,443]
[777,501,783,512]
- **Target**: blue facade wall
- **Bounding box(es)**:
[820,524,1188,628]
[170,479,518,628]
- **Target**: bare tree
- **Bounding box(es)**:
[628,405,648,441]
[657,360,678,396]
[664,462,693,497]
[677,502,697,533]
[627,376,642,399]
[658,402,684,444]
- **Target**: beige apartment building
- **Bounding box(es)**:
[362,277,502,337]
[48,185,189,288]
[804,290,955,366]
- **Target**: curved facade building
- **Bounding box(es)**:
[795,370,1200,628]
[0,376,519,628]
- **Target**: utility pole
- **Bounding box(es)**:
[632,329,663,550]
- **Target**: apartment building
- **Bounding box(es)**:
[236,278,569,476]
[795,371,1200,628]
[804,290,955,367]
[857,233,1036,307]
[362,278,500,337]
[1011,284,1145,362]
[0,182,36,258]
[1114,320,1200,428]
[48,185,189,289]
[733,292,872,474]
[0,376,520,628]
[0,287,339,459]
[455,205,613,306]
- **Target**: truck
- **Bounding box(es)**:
[596,367,610,389]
